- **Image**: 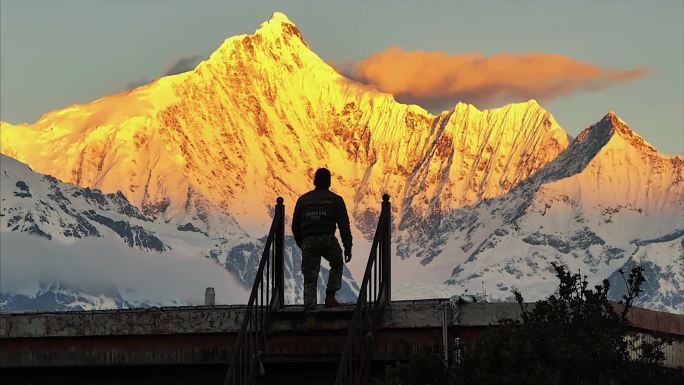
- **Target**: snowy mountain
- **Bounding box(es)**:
[0,154,357,311]
[0,12,681,313]
[0,13,568,240]
[1,154,169,251]
[432,113,684,313]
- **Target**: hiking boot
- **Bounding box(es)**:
[325,292,340,307]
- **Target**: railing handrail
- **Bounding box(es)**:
[335,194,391,385]
[224,197,285,385]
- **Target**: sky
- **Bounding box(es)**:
[1,0,683,155]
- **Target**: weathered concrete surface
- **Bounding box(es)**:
[0,305,246,338]
[1,299,681,368]
[0,300,448,368]
[455,302,525,326]
[1,334,236,367]
[0,300,446,339]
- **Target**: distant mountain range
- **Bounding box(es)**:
[0,154,357,310]
[1,12,681,313]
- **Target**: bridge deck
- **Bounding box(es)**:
[0,299,448,368]
[0,299,445,339]
[1,299,682,370]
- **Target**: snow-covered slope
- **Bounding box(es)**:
[0,154,357,311]
[1,154,171,250]
[424,113,684,313]
[0,13,568,242]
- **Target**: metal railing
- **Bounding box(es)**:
[335,194,392,385]
[224,197,285,385]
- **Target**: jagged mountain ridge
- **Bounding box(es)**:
[0,280,185,312]
[0,12,681,312]
[434,114,684,313]
[1,154,171,251]
[0,12,568,244]
[0,154,357,311]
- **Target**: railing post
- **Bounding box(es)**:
[335,194,393,385]
[274,197,285,309]
[381,194,391,305]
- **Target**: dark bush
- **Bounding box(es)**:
[383,263,679,385]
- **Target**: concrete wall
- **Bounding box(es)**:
[0,306,246,338]
[0,300,448,368]
[1,300,681,368]
[0,300,446,339]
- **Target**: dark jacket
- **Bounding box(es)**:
[292,188,352,251]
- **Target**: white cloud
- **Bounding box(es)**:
[0,231,248,306]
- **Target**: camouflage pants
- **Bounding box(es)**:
[301,234,343,312]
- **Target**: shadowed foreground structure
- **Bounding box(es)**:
[0,301,682,384]
[1,300,444,384]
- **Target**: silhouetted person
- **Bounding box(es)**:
[292,168,352,314]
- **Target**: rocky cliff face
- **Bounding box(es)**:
[0,13,568,241]
[1,155,169,251]
[434,114,684,313]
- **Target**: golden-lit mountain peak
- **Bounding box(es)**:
[199,11,313,77]
[601,111,632,134]
[0,11,577,237]
[264,11,296,27]
[453,99,543,113]
[254,11,306,43]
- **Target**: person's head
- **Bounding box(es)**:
[313,168,331,190]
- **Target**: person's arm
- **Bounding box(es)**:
[337,196,353,259]
[292,199,302,248]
